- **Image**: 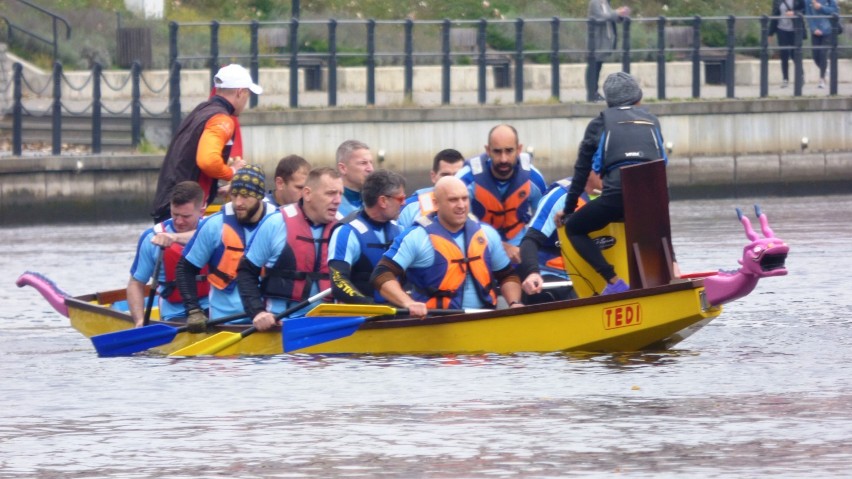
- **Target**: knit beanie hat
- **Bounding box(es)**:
[604,72,643,107]
[230,164,266,200]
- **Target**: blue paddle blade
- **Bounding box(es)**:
[91,323,180,357]
[282,316,366,353]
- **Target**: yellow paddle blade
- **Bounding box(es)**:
[168,331,242,357]
[306,303,397,317]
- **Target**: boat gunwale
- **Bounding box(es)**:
[66,279,707,332]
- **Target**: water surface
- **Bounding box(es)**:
[1,195,850,478]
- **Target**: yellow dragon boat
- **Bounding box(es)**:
[17,161,788,357]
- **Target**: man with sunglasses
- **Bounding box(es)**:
[328,170,407,304]
[456,124,548,265]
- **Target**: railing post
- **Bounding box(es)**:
[514,18,524,104]
[366,19,376,106]
[726,15,735,99]
[210,20,220,88]
[289,18,299,108]
[441,19,451,105]
[621,17,631,73]
[92,62,102,154]
[793,15,804,96]
[656,16,666,101]
[52,61,62,155]
[131,61,141,149]
[250,20,259,108]
[550,17,560,101]
[691,16,701,98]
[328,19,337,107]
[12,63,22,157]
[586,18,596,102]
[169,21,179,68]
[52,17,58,62]
[829,14,839,95]
[759,16,769,98]
[170,61,182,136]
[404,19,414,103]
[477,18,487,105]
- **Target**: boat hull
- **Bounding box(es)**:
[67,280,721,356]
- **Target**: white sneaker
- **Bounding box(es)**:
[818,79,826,89]
[781,80,788,88]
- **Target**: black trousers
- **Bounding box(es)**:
[564,193,624,283]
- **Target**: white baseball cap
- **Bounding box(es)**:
[214,64,263,94]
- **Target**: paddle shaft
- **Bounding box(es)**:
[169,288,331,357]
[143,248,164,326]
[237,288,333,337]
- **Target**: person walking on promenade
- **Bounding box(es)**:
[150,64,262,223]
[586,0,630,102]
[336,140,375,216]
[563,72,667,295]
[769,0,806,88]
[804,0,839,89]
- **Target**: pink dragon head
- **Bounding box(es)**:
[702,205,788,306]
[736,205,789,278]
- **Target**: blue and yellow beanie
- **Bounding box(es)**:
[230,164,266,200]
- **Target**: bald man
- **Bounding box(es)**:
[455,124,548,264]
[370,176,523,318]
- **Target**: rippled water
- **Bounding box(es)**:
[2,195,851,478]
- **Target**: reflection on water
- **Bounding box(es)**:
[1,195,851,477]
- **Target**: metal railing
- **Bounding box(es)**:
[1,0,71,62]
[3,13,850,157]
[165,14,848,107]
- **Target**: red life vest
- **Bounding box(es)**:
[151,221,211,303]
[261,203,337,302]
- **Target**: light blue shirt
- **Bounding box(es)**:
[456,153,548,246]
[129,221,209,320]
[383,220,510,308]
[329,219,392,265]
[338,187,363,217]
[397,187,435,230]
[183,203,275,320]
[527,184,570,278]
[244,205,326,315]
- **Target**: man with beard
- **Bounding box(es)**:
[236,167,344,332]
[127,181,209,327]
[175,165,277,333]
[456,124,547,265]
[336,139,375,216]
[370,176,523,318]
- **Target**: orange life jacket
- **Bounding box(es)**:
[469,154,533,241]
[407,215,497,309]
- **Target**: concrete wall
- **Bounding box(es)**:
[234,99,852,172]
[2,149,849,225]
